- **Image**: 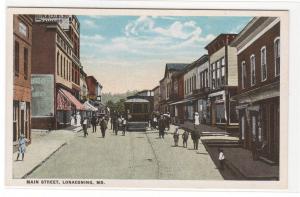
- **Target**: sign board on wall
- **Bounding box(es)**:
[35,15,70,30]
[31,74,54,117]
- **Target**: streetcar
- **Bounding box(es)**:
[124,97,151,131]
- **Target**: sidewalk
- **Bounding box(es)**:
[174,123,279,180]
[13,128,78,179]
[177,121,229,136]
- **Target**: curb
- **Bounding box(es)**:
[21,142,67,179]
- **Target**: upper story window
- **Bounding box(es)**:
[211,63,216,90]
[241,61,246,89]
[261,46,267,81]
[216,61,221,88]
[14,41,19,77]
[24,48,28,80]
[250,54,256,86]
[19,21,28,37]
[274,37,280,76]
[221,57,226,86]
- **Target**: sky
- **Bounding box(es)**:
[78,15,252,94]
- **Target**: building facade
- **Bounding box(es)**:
[31,15,84,129]
[159,63,187,115]
[152,86,160,112]
[205,34,239,129]
[231,17,280,163]
[79,67,88,102]
[13,15,33,145]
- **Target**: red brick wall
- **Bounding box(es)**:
[178,75,184,99]
[86,76,97,99]
[13,15,33,102]
[31,23,56,74]
[237,23,280,93]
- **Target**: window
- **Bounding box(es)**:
[274,37,280,76]
[57,52,60,75]
[60,56,62,77]
[261,46,267,81]
[221,57,225,85]
[205,70,208,88]
[14,41,19,76]
[19,22,28,37]
[250,54,256,86]
[63,57,66,79]
[241,61,246,89]
[216,61,221,88]
[24,48,28,80]
[211,63,215,89]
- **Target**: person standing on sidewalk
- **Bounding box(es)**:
[16,134,29,161]
[194,112,200,129]
[173,126,180,146]
[82,117,88,137]
[121,117,127,136]
[218,148,225,170]
[100,117,108,138]
[113,116,119,135]
[91,115,98,133]
[182,130,189,148]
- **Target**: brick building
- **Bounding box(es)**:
[152,86,160,112]
[231,17,280,163]
[13,15,33,145]
[205,34,239,129]
[31,15,84,129]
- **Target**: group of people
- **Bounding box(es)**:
[110,115,127,136]
[151,113,171,139]
[172,126,201,149]
[81,115,108,138]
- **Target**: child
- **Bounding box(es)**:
[218,148,225,170]
[173,126,180,146]
[16,134,29,161]
[182,130,189,148]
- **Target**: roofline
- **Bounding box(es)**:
[204,33,238,49]
[230,17,259,47]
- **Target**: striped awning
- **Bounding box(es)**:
[58,88,85,110]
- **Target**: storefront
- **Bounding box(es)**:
[56,88,85,128]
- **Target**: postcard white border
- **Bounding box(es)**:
[5,7,289,191]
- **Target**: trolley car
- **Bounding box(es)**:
[124,97,150,131]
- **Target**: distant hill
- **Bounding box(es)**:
[102,90,139,105]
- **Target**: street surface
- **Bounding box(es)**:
[28,124,223,180]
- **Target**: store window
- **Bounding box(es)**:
[261,46,267,81]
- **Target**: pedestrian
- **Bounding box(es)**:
[113,117,119,135]
[82,117,88,137]
[173,126,180,147]
[191,130,196,149]
[182,130,189,148]
[158,115,166,139]
[16,134,29,161]
[194,129,201,150]
[165,112,171,131]
[153,115,158,130]
[110,115,114,130]
[194,112,200,129]
[91,115,98,133]
[122,117,127,136]
[100,117,108,138]
[218,148,225,170]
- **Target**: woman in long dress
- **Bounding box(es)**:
[194,112,200,129]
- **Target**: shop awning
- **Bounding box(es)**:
[169,98,196,105]
[84,101,98,111]
[59,88,85,110]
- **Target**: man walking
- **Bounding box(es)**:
[100,117,108,138]
[158,115,166,139]
[91,115,98,133]
[82,117,88,137]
